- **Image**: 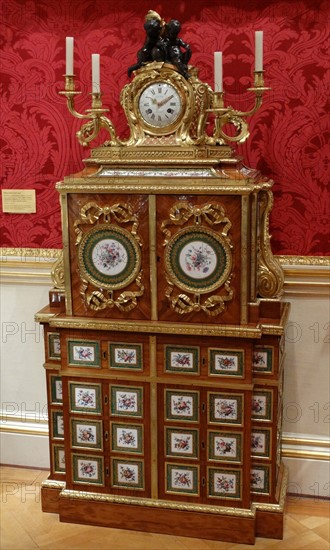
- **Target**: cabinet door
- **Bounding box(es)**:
[63,377,152,497]
[67,193,150,320]
[158,383,202,502]
[47,370,65,480]
[108,380,151,497]
[156,194,242,325]
[65,378,106,490]
[205,389,251,507]
[157,383,252,508]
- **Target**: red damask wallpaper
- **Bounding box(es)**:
[1,0,329,255]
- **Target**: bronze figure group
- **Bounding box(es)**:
[128,11,191,79]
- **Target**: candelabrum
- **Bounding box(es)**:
[59,70,270,148]
[207,71,271,145]
[59,75,118,147]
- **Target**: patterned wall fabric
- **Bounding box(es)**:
[1,0,328,255]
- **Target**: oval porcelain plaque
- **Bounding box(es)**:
[79,225,141,290]
[165,227,231,294]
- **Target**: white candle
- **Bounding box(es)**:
[255,31,263,71]
[66,37,74,75]
[92,54,100,93]
[214,51,223,93]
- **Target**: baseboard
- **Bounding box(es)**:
[0,432,50,468]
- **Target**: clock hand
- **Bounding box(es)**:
[146,96,158,105]
[157,94,174,108]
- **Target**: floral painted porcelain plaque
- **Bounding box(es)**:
[112,459,144,489]
[208,431,243,463]
[78,224,141,290]
[251,464,270,494]
[165,227,231,294]
[208,468,242,499]
[110,386,143,417]
[165,428,199,459]
[109,343,143,370]
[209,393,244,426]
[166,463,199,495]
[67,340,100,368]
[165,390,199,422]
[72,454,104,485]
[164,345,199,374]
[111,423,143,454]
[69,383,102,414]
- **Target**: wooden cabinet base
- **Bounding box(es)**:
[41,472,286,544]
[58,495,256,545]
[255,508,284,539]
[41,481,64,513]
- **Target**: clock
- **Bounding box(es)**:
[120,63,198,142]
[137,80,185,134]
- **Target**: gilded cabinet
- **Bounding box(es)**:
[37,61,288,545]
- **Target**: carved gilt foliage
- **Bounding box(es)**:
[257,190,284,298]
[75,202,144,312]
[161,202,234,316]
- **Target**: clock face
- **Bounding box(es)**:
[138,81,182,129]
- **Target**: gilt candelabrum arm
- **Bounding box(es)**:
[65,93,90,120]
[233,71,269,118]
[59,75,118,146]
[58,76,90,119]
[210,71,271,145]
[230,92,263,119]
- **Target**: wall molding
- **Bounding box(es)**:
[1,249,329,265]
[0,410,48,438]
[282,434,330,462]
[278,256,330,296]
[0,248,62,260]
[277,255,330,267]
[0,249,59,285]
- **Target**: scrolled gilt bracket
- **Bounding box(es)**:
[188,69,213,144]
[51,251,65,291]
[77,114,118,147]
[257,190,284,298]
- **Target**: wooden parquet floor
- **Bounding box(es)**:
[1,466,329,550]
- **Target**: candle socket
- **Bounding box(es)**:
[213,91,225,110]
[64,74,75,92]
[253,71,264,89]
[91,92,103,109]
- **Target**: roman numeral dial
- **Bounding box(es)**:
[138,81,182,129]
